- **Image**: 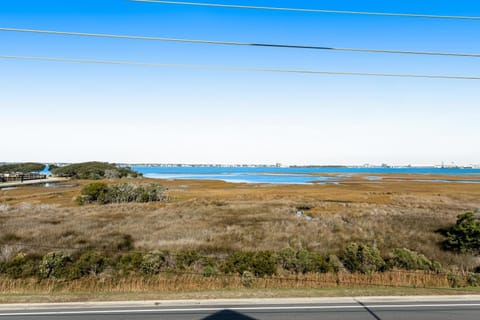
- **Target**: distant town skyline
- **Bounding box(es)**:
[1,0,479,165]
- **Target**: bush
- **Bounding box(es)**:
[242,270,255,287]
[75,252,105,276]
[223,251,276,277]
[447,272,462,288]
[79,182,108,204]
[116,252,143,275]
[175,250,200,270]
[140,252,167,275]
[295,249,333,274]
[327,254,345,272]
[277,248,333,274]
[277,248,297,271]
[77,183,166,205]
[467,273,480,287]
[388,248,442,271]
[441,212,480,254]
[203,265,216,277]
[1,253,38,279]
[340,243,385,273]
[38,252,73,279]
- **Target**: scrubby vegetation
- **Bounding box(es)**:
[76,182,167,205]
[0,246,444,279]
[441,212,480,254]
[0,245,478,290]
[0,163,45,173]
[50,162,140,179]
[1,175,479,294]
[386,248,442,271]
[340,243,385,273]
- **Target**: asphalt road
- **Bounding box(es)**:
[1,297,480,320]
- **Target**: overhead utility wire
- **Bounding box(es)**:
[1,27,479,58]
[131,0,480,21]
[1,55,479,80]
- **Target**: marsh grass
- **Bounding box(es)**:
[0,271,466,295]
[1,177,479,269]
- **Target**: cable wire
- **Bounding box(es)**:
[1,27,480,58]
[1,55,479,80]
[131,0,480,21]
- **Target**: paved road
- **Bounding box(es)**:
[1,297,480,319]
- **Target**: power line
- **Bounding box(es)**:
[131,0,480,21]
[1,55,479,80]
[1,27,479,58]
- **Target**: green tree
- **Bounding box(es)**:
[442,212,480,254]
[0,163,45,173]
[50,162,140,179]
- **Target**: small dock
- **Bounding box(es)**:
[0,177,69,189]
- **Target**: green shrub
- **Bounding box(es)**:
[295,249,333,274]
[203,265,216,277]
[116,252,143,275]
[447,272,462,288]
[2,253,38,279]
[79,182,108,204]
[38,252,73,279]
[222,251,276,277]
[388,248,442,271]
[277,248,333,274]
[75,252,105,276]
[441,212,480,254]
[467,273,480,287]
[140,252,167,275]
[77,183,166,205]
[327,254,345,272]
[175,250,200,270]
[277,248,297,271]
[340,243,385,273]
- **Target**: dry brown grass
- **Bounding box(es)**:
[0,271,469,296]
[1,177,479,268]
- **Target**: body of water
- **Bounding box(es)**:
[133,166,480,185]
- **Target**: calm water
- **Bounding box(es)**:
[134,166,480,185]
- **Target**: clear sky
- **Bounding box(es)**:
[1,0,479,166]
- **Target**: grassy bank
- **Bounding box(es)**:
[1,271,480,304]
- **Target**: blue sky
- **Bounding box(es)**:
[1,0,479,165]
